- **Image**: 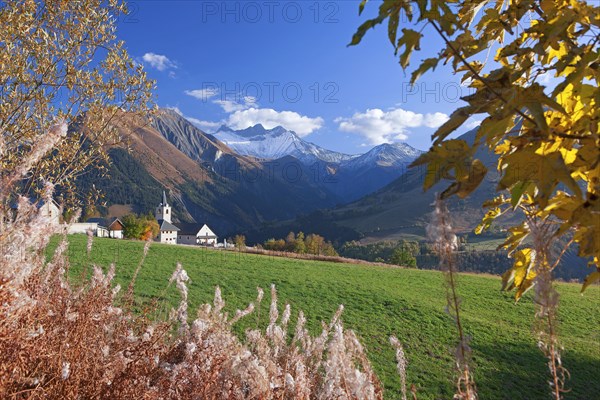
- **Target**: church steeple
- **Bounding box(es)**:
[156,190,172,223]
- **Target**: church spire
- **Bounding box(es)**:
[156,190,172,223]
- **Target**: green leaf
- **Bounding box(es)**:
[510,181,529,209]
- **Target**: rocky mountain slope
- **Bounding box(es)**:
[77,112,343,234]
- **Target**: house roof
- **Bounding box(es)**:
[158,219,180,231]
[85,217,123,230]
[108,218,124,230]
[175,223,217,237]
[175,223,201,235]
[10,198,60,210]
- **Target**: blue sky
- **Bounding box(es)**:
[117,1,480,153]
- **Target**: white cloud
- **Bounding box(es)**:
[166,106,223,132]
[465,119,482,130]
[227,108,323,136]
[187,118,222,131]
[142,52,176,71]
[184,88,219,101]
[213,100,247,113]
[213,96,257,113]
[423,112,450,128]
[335,108,449,145]
[538,71,554,85]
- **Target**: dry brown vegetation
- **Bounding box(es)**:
[0,130,385,398]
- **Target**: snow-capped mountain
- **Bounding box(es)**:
[215,124,357,164]
[213,123,424,201]
[341,142,423,171]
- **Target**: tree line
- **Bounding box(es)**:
[260,232,338,257]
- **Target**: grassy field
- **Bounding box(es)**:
[55,235,600,400]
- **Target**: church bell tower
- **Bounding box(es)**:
[155,190,172,223]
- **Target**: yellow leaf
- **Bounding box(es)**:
[581,271,600,293]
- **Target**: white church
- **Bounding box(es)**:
[155,191,218,246]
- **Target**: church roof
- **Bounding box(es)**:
[157,219,179,231]
[176,223,217,237]
[175,223,202,236]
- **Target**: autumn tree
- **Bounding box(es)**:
[305,234,325,255]
[234,234,246,250]
[0,0,154,208]
[352,1,599,397]
[264,238,286,251]
[285,231,296,252]
[294,232,306,254]
[121,213,158,241]
[141,215,159,241]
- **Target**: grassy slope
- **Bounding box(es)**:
[60,235,600,400]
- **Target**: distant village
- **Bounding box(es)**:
[41,191,225,247]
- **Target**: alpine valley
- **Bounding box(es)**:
[77,108,588,281]
[78,108,425,235]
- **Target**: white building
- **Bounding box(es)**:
[177,223,218,246]
[67,222,109,237]
[155,191,179,244]
[38,199,61,225]
[197,224,218,245]
[107,218,124,239]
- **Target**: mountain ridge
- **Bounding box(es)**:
[214,123,357,164]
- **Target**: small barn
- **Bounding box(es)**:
[107,218,124,239]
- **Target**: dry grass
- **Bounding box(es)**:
[0,123,384,399]
[0,223,385,399]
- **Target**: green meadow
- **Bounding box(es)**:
[55,235,600,400]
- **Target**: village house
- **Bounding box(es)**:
[155,191,218,246]
[38,199,61,225]
[84,217,125,239]
[177,223,218,246]
[68,217,124,238]
[107,218,125,239]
